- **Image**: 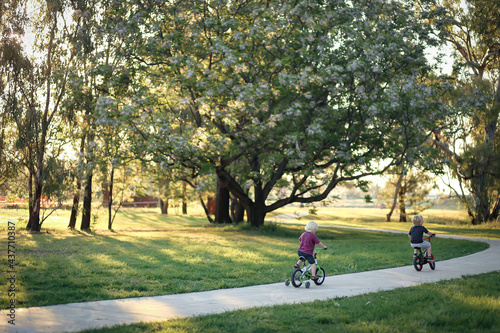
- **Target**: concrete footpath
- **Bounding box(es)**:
[1,229,499,333]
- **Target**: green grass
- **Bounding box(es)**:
[0,206,208,232]
[268,206,500,240]
[0,207,490,309]
[83,271,500,333]
[3,203,498,238]
[1,203,497,332]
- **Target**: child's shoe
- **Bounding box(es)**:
[427,257,435,263]
[294,264,301,268]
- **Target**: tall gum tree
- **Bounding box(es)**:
[4,0,76,231]
[64,0,133,230]
[431,0,500,224]
[111,0,452,227]
[0,0,28,193]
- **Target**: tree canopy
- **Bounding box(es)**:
[97,0,453,226]
[8,0,498,229]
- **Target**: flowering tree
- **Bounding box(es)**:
[108,0,450,227]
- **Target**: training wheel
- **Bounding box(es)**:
[285,279,290,286]
[305,281,310,288]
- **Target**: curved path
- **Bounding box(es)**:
[2,227,499,333]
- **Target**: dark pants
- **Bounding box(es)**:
[298,250,315,265]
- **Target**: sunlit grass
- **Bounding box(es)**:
[82,271,500,333]
[269,206,500,239]
[2,201,498,238]
[0,204,496,310]
[0,206,208,232]
[0,219,488,309]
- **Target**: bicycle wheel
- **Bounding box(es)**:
[429,255,436,270]
[313,267,326,285]
[291,268,303,288]
[413,256,423,271]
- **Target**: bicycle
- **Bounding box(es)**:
[412,234,436,271]
[285,248,326,288]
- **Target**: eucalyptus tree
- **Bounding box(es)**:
[64,0,104,230]
[381,168,438,222]
[108,0,451,227]
[0,0,28,192]
[92,63,140,229]
[382,133,445,222]
[1,0,79,231]
[94,104,134,230]
[63,0,137,230]
[430,0,500,224]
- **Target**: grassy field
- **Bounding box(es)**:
[0,206,208,232]
[0,204,495,311]
[83,271,500,333]
[268,205,500,240]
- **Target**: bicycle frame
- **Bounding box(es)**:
[289,248,326,288]
[413,235,435,271]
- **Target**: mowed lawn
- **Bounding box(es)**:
[268,204,500,240]
[0,204,495,310]
[82,271,500,333]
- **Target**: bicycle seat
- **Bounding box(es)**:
[298,256,306,261]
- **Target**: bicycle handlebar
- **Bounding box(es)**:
[425,234,436,241]
[314,247,326,254]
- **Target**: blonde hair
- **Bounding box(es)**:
[305,221,318,233]
[412,215,424,226]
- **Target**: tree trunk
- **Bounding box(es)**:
[231,195,245,223]
[26,172,33,230]
[247,202,266,228]
[80,173,92,230]
[27,10,59,232]
[69,135,85,229]
[68,191,80,229]
[160,198,169,214]
[490,194,500,222]
[207,196,215,215]
[81,114,94,230]
[29,178,42,232]
[215,178,232,223]
[467,74,499,224]
[386,173,404,222]
[182,182,187,214]
[472,188,490,225]
[217,167,267,227]
[399,184,407,222]
[107,167,114,230]
[198,195,214,223]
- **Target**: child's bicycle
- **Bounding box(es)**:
[413,234,436,271]
[285,248,326,288]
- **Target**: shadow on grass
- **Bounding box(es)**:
[3,222,490,309]
[80,271,500,333]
